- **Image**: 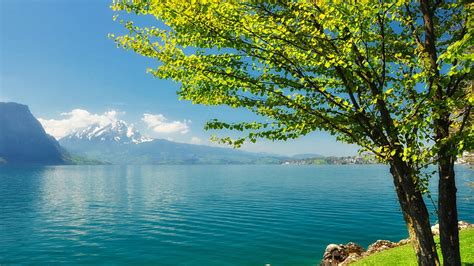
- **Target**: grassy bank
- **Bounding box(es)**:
[353,228,474,265]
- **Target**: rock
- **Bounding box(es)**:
[324,244,341,255]
[458,221,474,230]
[398,238,411,245]
[341,253,362,265]
[366,240,398,255]
[431,221,473,235]
[321,244,346,265]
[431,224,440,235]
[320,221,474,265]
[320,242,365,266]
[345,242,365,255]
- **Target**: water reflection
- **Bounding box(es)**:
[0,165,472,264]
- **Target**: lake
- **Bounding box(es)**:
[0,165,473,265]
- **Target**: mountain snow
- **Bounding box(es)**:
[61,120,153,144]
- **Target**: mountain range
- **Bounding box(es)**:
[0,102,284,165]
[59,120,283,165]
[61,120,152,145]
[0,102,374,166]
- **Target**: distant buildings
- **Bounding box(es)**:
[281,155,379,165]
[456,151,474,166]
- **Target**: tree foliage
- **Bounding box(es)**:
[110,1,472,188]
[111,1,473,264]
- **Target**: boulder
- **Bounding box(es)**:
[321,244,345,265]
[320,242,365,266]
[398,238,411,245]
[432,221,473,235]
[345,242,365,254]
[320,221,474,265]
[340,253,363,265]
[431,224,440,235]
[366,240,398,255]
[458,221,474,230]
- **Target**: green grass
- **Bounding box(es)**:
[352,229,474,265]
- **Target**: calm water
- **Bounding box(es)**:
[0,165,473,265]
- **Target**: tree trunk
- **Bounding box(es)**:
[438,147,461,266]
[390,160,440,266]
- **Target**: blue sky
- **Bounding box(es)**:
[0,0,358,156]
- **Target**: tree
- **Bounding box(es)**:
[110,1,473,265]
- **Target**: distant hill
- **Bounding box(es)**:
[0,102,66,164]
[59,120,285,165]
[457,151,474,166]
[282,155,379,165]
[291,153,324,159]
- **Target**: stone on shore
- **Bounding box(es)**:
[431,221,474,235]
[320,242,365,266]
[397,238,411,245]
[320,240,400,265]
[458,221,474,230]
[320,221,473,265]
[431,224,440,235]
[366,240,398,255]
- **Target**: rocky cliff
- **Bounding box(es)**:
[0,102,65,164]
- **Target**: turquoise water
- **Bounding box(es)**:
[0,165,473,265]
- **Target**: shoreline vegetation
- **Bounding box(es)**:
[280,155,378,165]
[320,222,474,265]
[2,153,473,167]
[282,152,474,167]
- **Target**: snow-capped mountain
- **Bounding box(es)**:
[60,120,152,144]
[59,120,284,165]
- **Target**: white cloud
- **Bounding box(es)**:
[38,109,121,139]
[142,113,189,134]
[190,136,202,144]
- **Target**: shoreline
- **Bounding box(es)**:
[320,221,474,265]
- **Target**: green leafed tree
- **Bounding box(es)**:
[110,1,473,265]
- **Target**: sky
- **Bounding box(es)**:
[0,0,358,156]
